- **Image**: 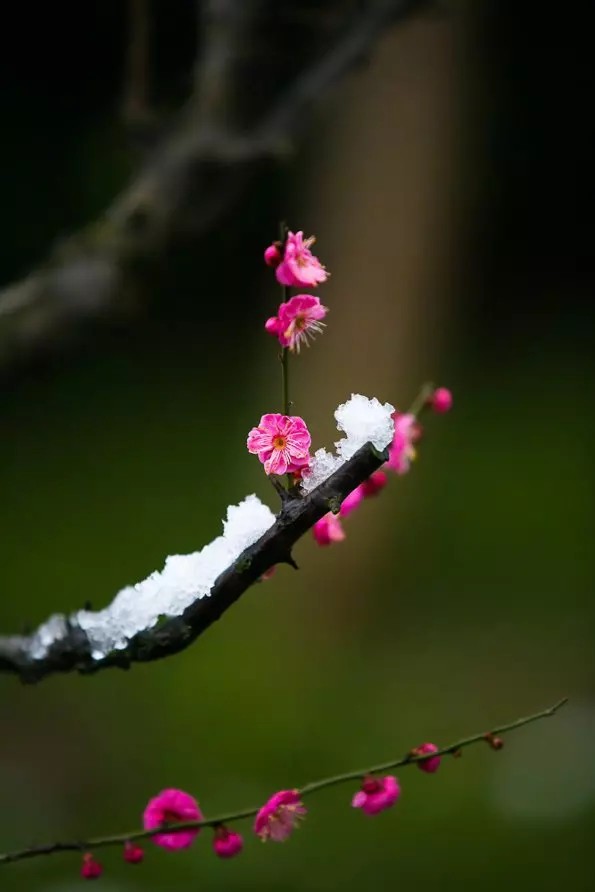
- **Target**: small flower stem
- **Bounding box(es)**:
[281,344,290,416]
[278,220,292,488]
[407,380,435,417]
[278,222,291,418]
[0,698,567,866]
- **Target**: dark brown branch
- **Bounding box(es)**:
[0,442,386,684]
[0,0,431,371]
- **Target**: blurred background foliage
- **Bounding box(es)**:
[1,2,593,890]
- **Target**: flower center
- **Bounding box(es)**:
[294,313,307,330]
[273,435,287,450]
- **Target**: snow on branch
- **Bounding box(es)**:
[0,395,393,684]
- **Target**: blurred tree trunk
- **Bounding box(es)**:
[288,12,463,631]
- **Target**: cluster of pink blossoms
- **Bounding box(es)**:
[74,227,456,882]
[80,746,442,878]
[247,228,331,476]
[312,409,424,545]
[248,226,453,552]
[264,231,329,352]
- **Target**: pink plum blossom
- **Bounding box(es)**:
[247,414,311,476]
[266,294,327,352]
[386,412,418,475]
[313,472,390,546]
[81,853,103,879]
[123,841,145,864]
[143,788,203,850]
[340,484,365,517]
[431,387,453,413]
[362,470,388,497]
[264,243,282,268]
[313,512,345,546]
[276,231,328,288]
[352,775,401,816]
[254,789,307,841]
[213,826,244,859]
[412,742,441,773]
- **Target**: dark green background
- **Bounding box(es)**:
[1,3,593,890]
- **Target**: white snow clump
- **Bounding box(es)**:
[30,495,275,662]
[300,394,394,494]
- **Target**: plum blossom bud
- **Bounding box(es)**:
[123,840,145,863]
[81,853,103,879]
[430,387,453,413]
[484,733,504,750]
[352,775,400,816]
[412,742,441,773]
[339,485,365,517]
[313,512,345,546]
[264,243,282,268]
[213,826,244,859]
[265,316,281,336]
[362,470,388,497]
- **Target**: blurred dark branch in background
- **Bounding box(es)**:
[0,0,431,372]
[0,442,385,684]
[121,0,153,131]
[193,0,265,129]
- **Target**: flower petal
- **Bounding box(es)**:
[247,428,272,454]
[265,449,289,476]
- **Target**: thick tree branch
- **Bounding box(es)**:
[0,442,386,684]
[0,0,431,370]
[0,698,568,866]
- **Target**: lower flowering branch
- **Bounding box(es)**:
[0,698,567,868]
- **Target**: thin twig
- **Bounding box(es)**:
[0,698,567,866]
[281,346,290,415]
[278,222,291,417]
[407,380,434,416]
